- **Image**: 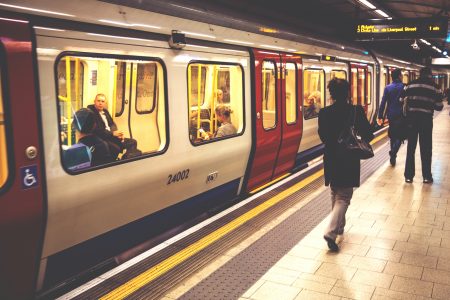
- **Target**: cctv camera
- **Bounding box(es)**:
[411,40,420,50]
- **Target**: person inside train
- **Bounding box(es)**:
[304,91,321,118]
[318,78,374,252]
[88,93,141,159]
[200,104,237,140]
[63,108,114,170]
[190,89,225,140]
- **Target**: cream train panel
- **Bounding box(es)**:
[37,33,252,257]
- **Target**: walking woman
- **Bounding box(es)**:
[318,78,374,251]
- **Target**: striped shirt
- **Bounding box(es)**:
[400,78,444,115]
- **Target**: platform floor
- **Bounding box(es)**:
[163,107,450,300]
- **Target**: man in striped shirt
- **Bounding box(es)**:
[400,67,444,184]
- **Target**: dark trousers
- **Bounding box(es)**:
[389,138,401,158]
[404,114,433,179]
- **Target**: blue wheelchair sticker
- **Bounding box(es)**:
[21,165,39,189]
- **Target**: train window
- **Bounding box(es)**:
[262,60,277,129]
[188,62,244,144]
[402,71,409,84]
[367,71,372,105]
[285,62,297,124]
[351,68,358,105]
[136,62,157,114]
[115,61,126,117]
[0,69,8,188]
[330,70,347,80]
[56,53,167,173]
[303,69,324,119]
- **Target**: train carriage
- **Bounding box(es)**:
[0,1,449,299]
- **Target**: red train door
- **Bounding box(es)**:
[246,50,302,192]
[0,17,45,300]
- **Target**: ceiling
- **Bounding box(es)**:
[156,0,450,65]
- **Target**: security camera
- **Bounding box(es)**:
[411,40,420,51]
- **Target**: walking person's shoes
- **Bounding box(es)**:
[405,178,413,183]
[389,156,396,166]
[423,177,433,184]
[336,234,345,245]
[324,235,339,252]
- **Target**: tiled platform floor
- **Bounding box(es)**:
[164,105,450,300]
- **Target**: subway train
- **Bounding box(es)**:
[0,1,449,299]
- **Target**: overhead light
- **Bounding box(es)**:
[34,26,65,32]
[98,19,161,29]
[260,44,284,50]
[224,39,254,45]
[0,3,75,17]
[181,31,215,39]
[357,0,376,10]
[393,58,411,64]
[375,9,390,18]
[87,33,153,42]
[443,50,448,56]
[0,16,28,23]
[419,39,431,45]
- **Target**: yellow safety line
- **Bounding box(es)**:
[100,169,324,300]
[370,131,388,145]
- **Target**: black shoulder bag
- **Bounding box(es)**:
[337,106,374,159]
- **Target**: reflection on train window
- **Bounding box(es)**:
[382,70,387,91]
[330,70,347,80]
[56,54,167,172]
[285,62,297,124]
[262,60,276,129]
[115,61,126,117]
[136,63,157,114]
[188,62,244,144]
[0,70,8,188]
[189,65,207,106]
[303,69,324,119]
[367,71,372,105]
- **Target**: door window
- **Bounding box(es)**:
[262,60,277,129]
[285,62,297,124]
[0,66,8,188]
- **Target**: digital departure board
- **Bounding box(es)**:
[354,17,448,40]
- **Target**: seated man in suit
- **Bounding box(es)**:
[64,108,114,170]
[88,93,140,159]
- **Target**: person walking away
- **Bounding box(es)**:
[377,68,404,166]
[400,67,444,184]
[318,78,374,251]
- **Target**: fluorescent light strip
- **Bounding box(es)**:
[375,9,390,18]
[224,39,254,45]
[419,39,431,45]
[358,0,376,9]
[34,26,65,32]
[260,44,284,50]
[87,33,152,42]
[0,16,28,23]
[99,19,161,29]
[287,49,298,52]
[0,3,75,17]
[181,31,215,39]
[216,48,247,54]
[393,58,411,64]
[170,4,205,14]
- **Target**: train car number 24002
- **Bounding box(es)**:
[167,169,190,185]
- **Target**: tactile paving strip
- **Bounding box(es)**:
[178,143,390,300]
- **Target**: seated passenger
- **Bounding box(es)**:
[190,89,225,140]
[88,93,141,159]
[63,108,114,170]
[201,104,237,140]
[304,91,321,118]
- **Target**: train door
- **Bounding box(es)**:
[113,61,131,138]
[0,18,45,299]
[246,50,302,192]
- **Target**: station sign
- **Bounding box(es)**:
[354,17,448,41]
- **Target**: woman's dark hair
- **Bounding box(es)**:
[391,68,402,80]
[327,78,350,103]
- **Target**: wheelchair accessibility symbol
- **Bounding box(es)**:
[20,165,39,189]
